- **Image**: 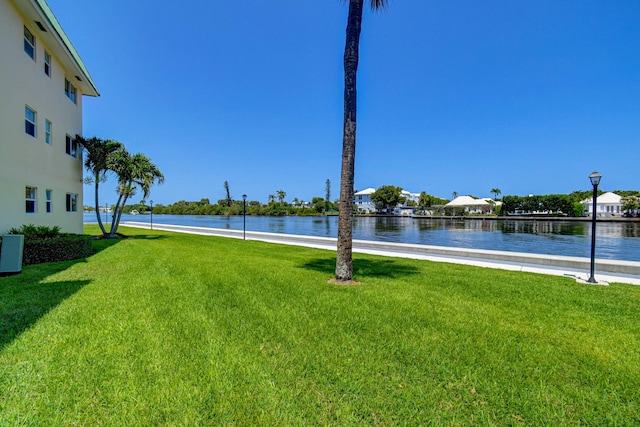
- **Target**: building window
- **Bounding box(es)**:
[24,26,35,60]
[25,106,36,137]
[64,78,77,103]
[66,193,78,212]
[65,135,78,157]
[26,187,37,213]
[44,51,51,76]
[45,120,52,144]
[46,189,52,213]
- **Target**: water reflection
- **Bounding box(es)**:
[496,221,587,236]
[88,213,640,261]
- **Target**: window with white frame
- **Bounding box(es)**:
[46,189,52,213]
[45,120,52,144]
[66,193,78,212]
[44,50,51,76]
[26,186,37,213]
[64,78,77,103]
[65,134,78,157]
[25,106,36,137]
[24,26,35,60]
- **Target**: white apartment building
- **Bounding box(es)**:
[0,0,99,234]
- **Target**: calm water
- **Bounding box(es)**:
[85,213,640,262]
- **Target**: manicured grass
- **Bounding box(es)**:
[1,225,639,425]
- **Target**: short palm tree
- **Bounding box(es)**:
[75,135,123,235]
[108,149,164,237]
[336,0,388,282]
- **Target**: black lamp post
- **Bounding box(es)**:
[104,202,108,224]
[150,200,154,230]
[242,194,247,240]
[588,171,602,284]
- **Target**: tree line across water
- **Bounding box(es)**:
[85,186,640,218]
[121,197,339,217]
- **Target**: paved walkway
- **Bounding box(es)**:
[122,221,640,286]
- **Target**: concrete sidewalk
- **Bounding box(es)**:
[122,221,640,286]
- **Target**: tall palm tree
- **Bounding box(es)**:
[336,0,388,282]
[75,135,123,235]
[224,181,232,207]
[108,149,164,237]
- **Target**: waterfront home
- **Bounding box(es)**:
[354,188,377,213]
[0,0,99,234]
[354,188,421,214]
[582,192,623,217]
[445,196,492,215]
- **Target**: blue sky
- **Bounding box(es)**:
[48,0,639,205]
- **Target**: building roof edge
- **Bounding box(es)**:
[33,0,100,96]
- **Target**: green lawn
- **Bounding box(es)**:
[1,225,639,425]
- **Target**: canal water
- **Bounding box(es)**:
[84,213,640,262]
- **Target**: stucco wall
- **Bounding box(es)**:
[0,0,84,234]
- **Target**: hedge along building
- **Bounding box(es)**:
[0,0,99,234]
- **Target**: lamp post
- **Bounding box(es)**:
[242,194,247,240]
[150,200,154,230]
[104,202,108,225]
[588,171,602,284]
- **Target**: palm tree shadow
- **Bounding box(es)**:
[301,257,420,279]
[127,234,166,240]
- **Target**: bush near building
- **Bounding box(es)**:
[0,224,93,265]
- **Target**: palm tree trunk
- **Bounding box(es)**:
[109,193,124,237]
[336,0,363,282]
[110,195,128,238]
[94,175,107,235]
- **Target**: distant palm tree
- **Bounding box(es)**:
[75,135,123,235]
[452,191,458,200]
[224,181,232,207]
[336,0,388,282]
[277,190,287,205]
[268,194,276,204]
[491,188,502,201]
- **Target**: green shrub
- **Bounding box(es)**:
[21,234,94,265]
[8,224,61,238]
[2,225,93,265]
[573,202,586,217]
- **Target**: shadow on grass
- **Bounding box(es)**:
[0,267,91,351]
[89,235,125,253]
[302,257,421,279]
[0,236,124,351]
[126,234,167,240]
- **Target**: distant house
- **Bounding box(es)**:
[354,187,420,214]
[0,0,99,234]
[445,196,492,214]
[401,190,420,205]
[354,188,377,213]
[582,192,623,217]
